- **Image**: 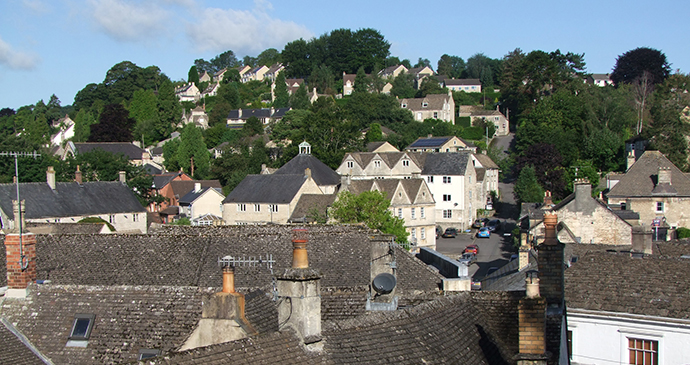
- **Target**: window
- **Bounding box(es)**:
[469,176,472,183]
[69,314,95,340]
[402,160,410,167]
[443,176,451,184]
[621,202,627,210]
[628,338,658,365]
[411,228,416,238]
[138,349,160,360]
[433,112,438,118]
[427,176,433,183]
[347,161,353,168]
[254,204,261,212]
[420,207,425,218]
[270,204,278,213]
[656,201,664,212]
[417,112,422,120]
[237,204,246,212]
[411,208,416,219]
[402,103,407,108]
[422,102,428,107]
[443,194,451,202]
[374,160,381,168]
[469,191,472,198]
[397,208,403,219]
[443,210,452,219]
[421,228,426,239]
[133,214,138,222]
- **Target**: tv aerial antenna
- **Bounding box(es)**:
[0,151,41,270]
[218,254,278,299]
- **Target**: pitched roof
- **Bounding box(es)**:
[565,242,690,320]
[170,180,221,199]
[152,172,189,190]
[178,187,223,205]
[421,152,471,176]
[607,150,690,197]
[0,319,48,365]
[444,78,481,86]
[288,193,337,223]
[25,223,111,235]
[274,153,341,186]
[473,153,499,169]
[407,135,471,149]
[223,174,309,204]
[0,181,146,220]
[400,93,450,111]
[72,142,145,160]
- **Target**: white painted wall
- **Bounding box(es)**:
[568,309,690,365]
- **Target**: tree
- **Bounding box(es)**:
[330,190,409,244]
[416,76,445,97]
[390,73,416,98]
[610,47,671,87]
[73,109,97,142]
[366,123,383,142]
[290,84,310,109]
[130,89,160,145]
[156,80,180,139]
[282,38,312,78]
[414,58,431,68]
[351,28,390,73]
[194,58,214,74]
[88,104,134,142]
[242,116,263,137]
[243,55,257,68]
[309,64,335,94]
[273,71,290,108]
[211,50,241,71]
[437,54,465,78]
[188,66,200,85]
[515,143,567,199]
[216,82,241,109]
[257,48,281,66]
[354,66,370,93]
[513,165,545,204]
[177,124,210,178]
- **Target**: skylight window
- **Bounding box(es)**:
[66,314,95,347]
[139,349,160,360]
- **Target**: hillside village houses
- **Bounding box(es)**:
[400,90,455,123]
[459,105,511,136]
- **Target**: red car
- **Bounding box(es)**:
[464,244,479,255]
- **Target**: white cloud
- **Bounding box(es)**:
[88,0,170,42]
[0,37,38,70]
[186,2,312,55]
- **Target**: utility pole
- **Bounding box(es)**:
[0,151,41,270]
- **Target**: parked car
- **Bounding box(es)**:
[477,227,491,238]
[442,228,458,238]
[471,219,484,229]
[460,252,476,261]
[463,244,479,255]
[487,219,502,232]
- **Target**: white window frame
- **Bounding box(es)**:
[411,208,416,219]
[270,204,278,213]
[237,204,246,212]
[427,176,433,183]
[421,227,426,239]
[443,194,451,202]
[398,208,403,219]
[347,161,353,168]
[374,160,381,168]
[443,210,452,219]
[420,207,425,218]
[402,160,410,167]
[656,201,664,213]
[254,204,261,212]
[411,228,416,239]
[443,176,451,184]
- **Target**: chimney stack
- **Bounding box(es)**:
[632,226,653,255]
[5,201,36,298]
[304,168,312,180]
[277,229,322,348]
[75,165,82,184]
[119,171,126,184]
[537,212,565,307]
[658,166,672,185]
[574,178,591,211]
[543,191,553,207]
[626,151,636,171]
[46,166,56,190]
[222,265,236,293]
[514,271,548,364]
[194,182,201,193]
[518,232,531,271]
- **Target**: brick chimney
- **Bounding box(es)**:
[514,271,549,365]
[277,229,322,348]
[537,212,565,306]
[626,151,636,171]
[518,232,531,271]
[543,191,553,206]
[179,259,257,351]
[46,166,56,190]
[75,165,82,184]
[5,200,36,298]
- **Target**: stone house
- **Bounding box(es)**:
[472,153,500,207]
[49,114,75,148]
[181,106,209,129]
[366,141,399,153]
[444,78,482,93]
[342,73,356,95]
[458,106,510,136]
[175,83,200,102]
[607,150,690,231]
[584,73,613,87]
[198,71,211,82]
[378,64,408,79]
[407,66,435,88]
[149,171,192,212]
[178,183,225,222]
[405,135,475,153]
[0,167,147,234]
[523,179,632,245]
[339,177,437,251]
[400,91,455,123]
[226,107,290,127]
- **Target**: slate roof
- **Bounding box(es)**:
[400,94,450,111]
[0,319,48,365]
[607,150,690,197]
[152,172,188,190]
[407,135,472,149]
[178,187,223,205]
[72,142,145,160]
[0,181,146,220]
[170,180,221,199]
[343,179,429,205]
[473,153,499,169]
[223,174,309,204]
[482,251,538,292]
[564,242,690,320]
[274,153,341,186]
[366,141,386,152]
[421,152,471,176]
[444,78,481,86]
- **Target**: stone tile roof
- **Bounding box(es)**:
[400,93,450,111]
[444,78,481,85]
[0,181,146,220]
[607,150,690,197]
[565,242,690,319]
[170,180,221,199]
[0,319,48,365]
[274,153,341,186]
[1,285,213,365]
[222,174,308,204]
[288,193,337,223]
[25,223,110,235]
[421,152,471,176]
[73,142,145,160]
[473,153,499,169]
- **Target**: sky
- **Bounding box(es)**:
[1,0,689,110]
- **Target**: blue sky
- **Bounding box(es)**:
[1,0,688,110]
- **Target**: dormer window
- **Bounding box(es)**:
[402,160,410,167]
[347,161,354,168]
[402,103,407,108]
[374,160,381,168]
[422,102,428,108]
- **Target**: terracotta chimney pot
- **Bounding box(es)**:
[222,265,235,293]
[292,229,309,269]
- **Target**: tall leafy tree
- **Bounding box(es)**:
[330,190,408,244]
[273,71,290,108]
[157,80,180,138]
[289,84,310,109]
[187,65,200,85]
[130,89,160,145]
[282,38,312,78]
[354,66,370,93]
[437,54,465,78]
[257,48,281,66]
[351,28,390,73]
[390,73,416,98]
[513,165,545,203]
[73,109,97,142]
[88,104,134,142]
[177,124,210,178]
[414,58,431,68]
[611,47,671,86]
[211,50,241,71]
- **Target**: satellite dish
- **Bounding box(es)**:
[372,273,396,294]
